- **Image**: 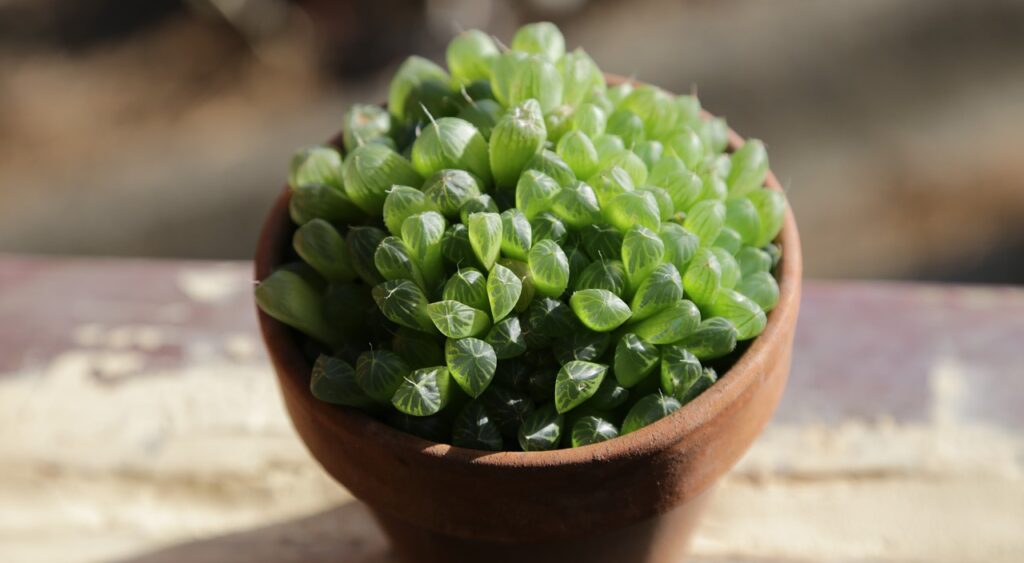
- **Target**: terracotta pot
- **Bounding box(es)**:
[255,78,803,563]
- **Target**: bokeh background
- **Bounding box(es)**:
[2,0,1023,282]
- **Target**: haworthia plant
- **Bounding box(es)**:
[257,20,787,450]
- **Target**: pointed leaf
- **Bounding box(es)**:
[487,263,523,322]
[553,330,611,364]
[391,327,445,368]
[452,400,503,451]
[443,268,489,311]
[346,226,387,286]
[683,247,722,306]
[293,219,356,282]
[518,403,564,451]
[310,355,374,407]
[445,337,498,398]
[391,366,452,416]
[426,300,491,338]
[467,212,502,270]
[383,185,438,236]
[621,226,665,289]
[630,263,683,321]
[708,289,767,341]
[621,393,681,434]
[679,367,718,404]
[574,259,627,296]
[631,300,701,344]
[736,271,780,312]
[515,170,561,220]
[660,345,703,401]
[481,386,535,438]
[529,213,568,245]
[355,350,410,402]
[372,279,435,333]
[587,375,630,411]
[569,289,632,332]
[551,181,601,229]
[571,415,619,447]
[528,239,570,297]
[485,316,528,359]
[401,211,446,289]
[581,223,624,262]
[374,236,426,290]
[605,191,661,233]
[613,333,660,388]
[500,208,533,261]
[554,361,608,413]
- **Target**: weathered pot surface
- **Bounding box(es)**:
[255,78,803,562]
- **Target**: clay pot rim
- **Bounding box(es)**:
[255,74,802,469]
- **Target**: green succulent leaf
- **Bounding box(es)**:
[579,224,623,262]
[522,297,578,347]
[675,317,738,361]
[683,247,722,306]
[515,170,561,219]
[342,142,422,215]
[422,169,483,220]
[293,219,356,282]
[517,403,564,451]
[529,213,568,246]
[714,227,744,255]
[374,236,426,290]
[289,145,343,189]
[458,98,503,139]
[511,21,565,61]
[683,199,726,247]
[310,355,375,407]
[528,239,571,298]
[571,415,619,447]
[747,189,787,247]
[621,226,665,290]
[558,48,604,106]
[426,300,491,339]
[570,103,607,138]
[621,393,681,434]
[485,316,528,359]
[452,400,504,451]
[649,156,702,212]
[587,375,630,411]
[569,289,632,332]
[459,194,499,226]
[574,259,627,296]
[660,345,703,401]
[391,366,452,416]
[551,181,601,229]
[605,191,661,233]
[342,104,392,152]
[467,211,502,270]
[556,130,600,180]
[383,185,438,236]
[441,224,479,269]
[446,30,500,86]
[372,279,435,333]
[634,141,664,170]
[711,246,741,289]
[736,246,773,278]
[613,333,661,388]
[666,128,704,170]
[256,268,338,348]
[631,300,701,344]
[726,139,769,199]
[587,166,634,208]
[445,337,497,397]
[289,183,362,226]
[638,184,674,220]
[554,361,608,413]
[606,109,645,147]
[355,350,410,402]
[679,367,718,405]
[487,263,523,322]
[442,268,489,311]
[392,327,445,368]
[736,271,780,312]
[725,198,762,246]
[496,258,536,312]
[401,211,446,288]
[346,226,387,286]
[500,208,532,261]
[489,98,547,188]
[630,263,684,321]
[481,386,535,438]
[708,289,768,341]
[525,149,576,187]
[553,330,611,364]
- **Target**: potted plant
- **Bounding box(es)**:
[255,22,801,563]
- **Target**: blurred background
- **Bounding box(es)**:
[1,0,1023,282]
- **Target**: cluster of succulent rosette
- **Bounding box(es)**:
[256,22,786,451]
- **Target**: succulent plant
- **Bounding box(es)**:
[256,21,787,451]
